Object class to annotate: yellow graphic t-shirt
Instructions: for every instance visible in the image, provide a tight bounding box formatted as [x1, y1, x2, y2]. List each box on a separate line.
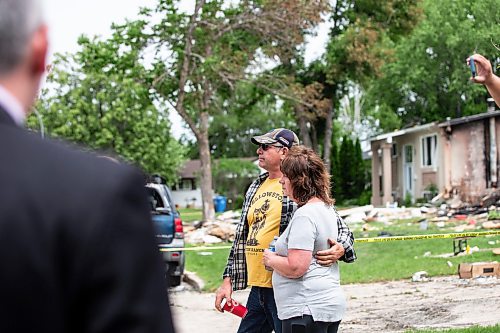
[245, 178, 282, 287]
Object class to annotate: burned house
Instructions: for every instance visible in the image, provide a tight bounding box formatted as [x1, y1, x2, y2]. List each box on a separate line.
[370, 98, 499, 206]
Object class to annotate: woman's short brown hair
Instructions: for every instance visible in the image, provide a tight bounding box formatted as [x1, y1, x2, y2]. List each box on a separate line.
[280, 145, 334, 207]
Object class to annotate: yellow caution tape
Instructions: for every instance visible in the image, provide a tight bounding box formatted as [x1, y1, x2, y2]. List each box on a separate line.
[160, 245, 232, 252]
[159, 230, 500, 252]
[355, 230, 500, 243]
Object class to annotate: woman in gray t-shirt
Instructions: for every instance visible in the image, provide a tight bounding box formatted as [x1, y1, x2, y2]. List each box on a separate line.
[263, 146, 348, 333]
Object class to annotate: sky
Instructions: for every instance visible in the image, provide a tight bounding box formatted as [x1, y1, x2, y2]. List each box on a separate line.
[43, 0, 332, 139]
[45, 0, 159, 58]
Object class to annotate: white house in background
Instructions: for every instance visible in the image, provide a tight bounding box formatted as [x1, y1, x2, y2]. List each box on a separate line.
[171, 157, 260, 209]
[171, 160, 204, 209]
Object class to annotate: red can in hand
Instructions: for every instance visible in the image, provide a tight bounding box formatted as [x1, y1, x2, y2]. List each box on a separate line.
[221, 299, 248, 318]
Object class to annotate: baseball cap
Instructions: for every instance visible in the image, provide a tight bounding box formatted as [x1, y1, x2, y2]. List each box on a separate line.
[251, 128, 299, 149]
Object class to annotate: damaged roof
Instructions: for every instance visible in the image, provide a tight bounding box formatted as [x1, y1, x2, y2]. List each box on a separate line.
[369, 122, 438, 143]
[438, 110, 500, 128]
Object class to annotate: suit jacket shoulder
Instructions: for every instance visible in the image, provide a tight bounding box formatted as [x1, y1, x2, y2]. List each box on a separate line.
[0, 122, 174, 332]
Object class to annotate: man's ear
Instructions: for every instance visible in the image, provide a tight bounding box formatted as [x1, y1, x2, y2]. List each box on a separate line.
[30, 25, 49, 75]
[280, 147, 289, 160]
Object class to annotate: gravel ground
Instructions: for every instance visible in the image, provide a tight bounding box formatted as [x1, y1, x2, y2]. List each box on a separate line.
[169, 276, 500, 333]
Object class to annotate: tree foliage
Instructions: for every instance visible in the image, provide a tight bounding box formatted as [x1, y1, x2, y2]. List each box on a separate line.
[367, 0, 500, 126]
[353, 138, 366, 195]
[208, 82, 297, 159]
[132, 0, 329, 220]
[261, 0, 422, 168]
[212, 158, 260, 209]
[335, 136, 366, 202]
[29, 0, 494, 208]
[28, 26, 185, 183]
[330, 136, 340, 199]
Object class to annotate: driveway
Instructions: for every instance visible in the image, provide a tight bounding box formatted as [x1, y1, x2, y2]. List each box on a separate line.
[169, 276, 500, 333]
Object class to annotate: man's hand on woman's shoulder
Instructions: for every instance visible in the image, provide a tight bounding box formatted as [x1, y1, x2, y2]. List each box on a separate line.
[315, 239, 345, 266]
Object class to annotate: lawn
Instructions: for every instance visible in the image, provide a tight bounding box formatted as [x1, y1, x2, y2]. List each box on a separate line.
[343, 217, 500, 283]
[178, 207, 203, 223]
[184, 215, 500, 292]
[178, 207, 224, 223]
[185, 244, 231, 291]
[405, 325, 500, 333]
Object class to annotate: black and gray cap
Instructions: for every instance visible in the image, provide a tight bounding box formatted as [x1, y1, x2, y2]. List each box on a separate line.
[251, 128, 299, 149]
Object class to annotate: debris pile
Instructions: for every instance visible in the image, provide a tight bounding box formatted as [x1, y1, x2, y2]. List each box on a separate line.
[184, 211, 239, 244]
[338, 201, 500, 233]
[183, 195, 500, 245]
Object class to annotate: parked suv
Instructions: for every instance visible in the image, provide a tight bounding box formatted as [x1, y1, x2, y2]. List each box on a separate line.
[145, 182, 185, 287]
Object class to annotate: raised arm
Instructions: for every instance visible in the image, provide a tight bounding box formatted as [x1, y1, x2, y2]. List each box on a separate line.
[469, 54, 500, 107]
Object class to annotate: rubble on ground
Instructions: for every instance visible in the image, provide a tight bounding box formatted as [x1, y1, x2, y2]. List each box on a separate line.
[338, 194, 500, 233]
[183, 192, 500, 245]
[184, 216, 238, 244]
[412, 271, 430, 282]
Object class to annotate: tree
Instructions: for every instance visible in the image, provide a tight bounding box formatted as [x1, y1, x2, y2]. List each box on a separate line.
[336, 136, 366, 202]
[330, 135, 341, 200]
[353, 138, 365, 195]
[321, 0, 421, 154]
[134, 0, 329, 221]
[28, 26, 185, 183]
[257, 0, 421, 170]
[212, 158, 260, 209]
[368, 0, 500, 126]
[208, 82, 296, 159]
[338, 136, 354, 200]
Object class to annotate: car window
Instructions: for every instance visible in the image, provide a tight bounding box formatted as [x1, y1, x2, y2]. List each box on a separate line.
[162, 185, 177, 212]
[146, 187, 172, 211]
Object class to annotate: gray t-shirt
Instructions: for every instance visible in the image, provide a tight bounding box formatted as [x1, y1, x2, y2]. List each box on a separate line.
[272, 202, 346, 322]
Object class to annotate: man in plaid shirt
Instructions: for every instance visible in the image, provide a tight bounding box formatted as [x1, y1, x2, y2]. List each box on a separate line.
[214, 128, 356, 333]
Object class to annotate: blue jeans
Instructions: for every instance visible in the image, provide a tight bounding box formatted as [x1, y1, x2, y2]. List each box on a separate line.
[237, 286, 281, 333]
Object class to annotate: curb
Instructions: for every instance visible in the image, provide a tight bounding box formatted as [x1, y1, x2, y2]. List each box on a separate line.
[183, 271, 205, 291]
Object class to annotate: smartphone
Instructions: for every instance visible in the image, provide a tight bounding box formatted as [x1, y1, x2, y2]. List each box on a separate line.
[469, 57, 476, 77]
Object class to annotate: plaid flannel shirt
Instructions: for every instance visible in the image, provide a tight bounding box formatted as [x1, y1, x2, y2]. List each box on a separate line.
[223, 172, 357, 291]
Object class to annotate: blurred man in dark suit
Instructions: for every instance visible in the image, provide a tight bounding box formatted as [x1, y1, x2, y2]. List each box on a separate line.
[0, 0, 175, 332]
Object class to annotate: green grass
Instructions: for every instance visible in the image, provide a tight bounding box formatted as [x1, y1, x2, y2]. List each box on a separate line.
[185, 233, 499, 291]
[178, 208, 203, 223]
[405, 325, 500, 332]
[184, 216, 500, 291]
[178, 207, 227, 223]
[185, 243, 231, 291]
[341, 235, 499, 283]
[343, 217, 500, 283]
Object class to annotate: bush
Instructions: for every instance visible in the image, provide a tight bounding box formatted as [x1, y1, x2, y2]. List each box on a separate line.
[358, 190, 372, 205]
[404, 192, 413, 206]
[487, 210, 500, 220]
[232, 195, 245, 210]
[415, 197, 427, 204]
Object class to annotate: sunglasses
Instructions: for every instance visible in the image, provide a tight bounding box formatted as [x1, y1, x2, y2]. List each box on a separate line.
[259, 143, 284, 151]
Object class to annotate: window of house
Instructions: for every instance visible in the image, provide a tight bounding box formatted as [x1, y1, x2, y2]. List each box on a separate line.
[404, 145, 412, 163]
[421, 135, 437, 167]
[392, 143, 398, 157]
[178, 179, 192, 190]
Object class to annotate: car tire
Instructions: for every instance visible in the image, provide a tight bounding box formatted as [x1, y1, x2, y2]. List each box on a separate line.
[169, 275, 182, 287]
